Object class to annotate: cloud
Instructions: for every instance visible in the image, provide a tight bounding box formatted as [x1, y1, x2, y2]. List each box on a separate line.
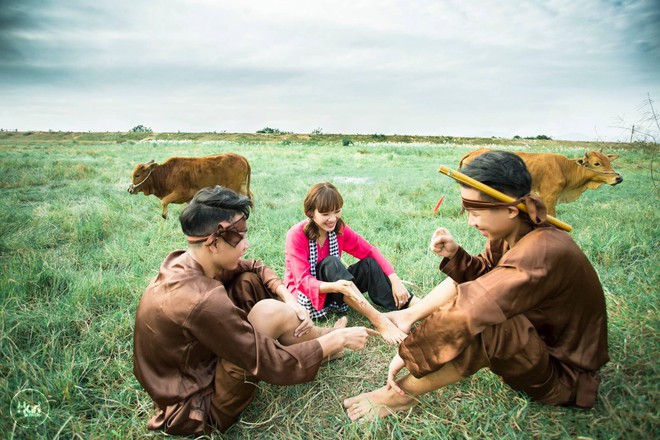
[0, 0, 658, 139]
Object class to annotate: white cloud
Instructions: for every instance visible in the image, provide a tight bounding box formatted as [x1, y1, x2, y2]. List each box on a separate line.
[0, 0, 658, 140]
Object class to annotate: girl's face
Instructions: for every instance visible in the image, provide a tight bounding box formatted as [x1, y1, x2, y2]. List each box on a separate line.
[312, 207, 342, 234]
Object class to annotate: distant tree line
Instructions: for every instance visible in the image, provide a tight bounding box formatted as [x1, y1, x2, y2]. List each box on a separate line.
[130, 125, 153, 133]
[513, 134, 552, 140]
[256, 127, 292, 134]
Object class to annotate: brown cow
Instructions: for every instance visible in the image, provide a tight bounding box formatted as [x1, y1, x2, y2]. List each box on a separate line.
[457, 148, 623, 216]
[128, 153, 252, 219]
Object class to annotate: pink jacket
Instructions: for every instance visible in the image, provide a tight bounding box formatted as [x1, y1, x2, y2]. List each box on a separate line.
[284, 220, 395, 310]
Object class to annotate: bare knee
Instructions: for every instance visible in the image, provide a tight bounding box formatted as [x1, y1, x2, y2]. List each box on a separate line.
[247, 299, 289, 324]
[247, 299, 296, 337]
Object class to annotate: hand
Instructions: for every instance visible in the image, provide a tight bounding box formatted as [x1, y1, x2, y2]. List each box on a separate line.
[391, 279, 411, 310]
[386, 354, 406, 396]
[429, 228, 459, 259]
[341, 327, 380, 350]
[333, 280, 367, 308]
[290, 303, 313, 338]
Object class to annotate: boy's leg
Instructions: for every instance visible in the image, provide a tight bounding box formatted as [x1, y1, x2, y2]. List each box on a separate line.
[247, 298, 346, 345]
[209, 359, 259, 432]
[208, 274, 307, 432]
[209, 285, 351, 430]
[345, 314, 578, 421]
[227, 271, 349, 342]
[317, 256, 407, 344]
[479, 315, 578, 406]
[343, 361, 463, 421]
[225, 272, 275, 313]
[386, 277, 458, 333]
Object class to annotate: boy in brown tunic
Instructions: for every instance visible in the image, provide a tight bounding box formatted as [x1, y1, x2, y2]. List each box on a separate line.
[344, 151, 609, 420]
[133, 186, 377, 435]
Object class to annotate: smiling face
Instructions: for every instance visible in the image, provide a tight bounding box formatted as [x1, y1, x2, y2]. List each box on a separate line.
[461, 187, 519, 243]
[312, 207, 342, 235]
[303, 182, 345, 240]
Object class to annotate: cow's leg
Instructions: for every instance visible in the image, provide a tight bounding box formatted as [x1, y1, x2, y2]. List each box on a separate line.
[160, 191, 190, 219]
[542, 193, 559, 217]
[161, 202, 169, 219]
[536, 176, 564, 218]
[240, 177, 249, 197]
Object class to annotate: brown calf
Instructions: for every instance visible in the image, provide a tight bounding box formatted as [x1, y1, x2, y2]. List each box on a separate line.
[128, 153, 252, 219]
[458, 148, 623, 216]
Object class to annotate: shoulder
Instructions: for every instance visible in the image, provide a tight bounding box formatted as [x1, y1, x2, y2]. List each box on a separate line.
[507, 227, 581, 264]
[339, 224, 370, 246]
[188, 283, 244, 326]
[235, 258, 267, 271]
[139, 259, 224, 321]
[162, 249, 188, 266]
[338, 223, 355, 237]
[287, 220, 308, 236]
[530, 227, 577, 248]
[286, 220, 310, 247]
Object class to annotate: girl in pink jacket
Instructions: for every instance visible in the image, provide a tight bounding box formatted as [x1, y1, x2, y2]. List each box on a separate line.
[284, 182, 417, 344]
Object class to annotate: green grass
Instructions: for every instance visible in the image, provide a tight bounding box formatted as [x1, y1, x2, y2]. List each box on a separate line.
[0, 135, 658, 439]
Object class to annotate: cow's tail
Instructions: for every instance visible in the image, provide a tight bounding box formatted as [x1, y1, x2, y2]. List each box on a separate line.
[242, 161, 253, 202]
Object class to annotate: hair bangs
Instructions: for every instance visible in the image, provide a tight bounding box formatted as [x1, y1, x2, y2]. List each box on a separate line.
[314, 187, 343, 213]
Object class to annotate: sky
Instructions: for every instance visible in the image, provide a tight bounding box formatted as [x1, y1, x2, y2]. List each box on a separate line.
[1, 0, 659, 141]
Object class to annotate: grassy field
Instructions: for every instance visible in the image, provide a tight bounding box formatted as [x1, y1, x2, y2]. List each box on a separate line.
[1, 133, 658, 439]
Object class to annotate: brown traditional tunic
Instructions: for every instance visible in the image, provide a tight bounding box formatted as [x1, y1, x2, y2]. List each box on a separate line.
[400, 226, 609, 408]
[133, 251, 324, 435]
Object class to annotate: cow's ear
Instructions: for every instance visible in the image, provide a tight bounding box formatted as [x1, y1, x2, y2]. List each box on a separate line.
[576, 158, 585, 166]
[607, 154, 619, 161]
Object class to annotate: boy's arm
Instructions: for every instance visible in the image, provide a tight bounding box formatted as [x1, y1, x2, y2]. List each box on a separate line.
[225, 258, 284, 292]
[273, 284, 313, 338]
[274, 283, 298, 304]
[430, 227, 499, 283]
[439, 240, 505, 283]
[400, 262, 537, 378]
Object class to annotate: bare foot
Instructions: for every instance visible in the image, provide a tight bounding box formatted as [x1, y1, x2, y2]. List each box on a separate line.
[318, 316, 349, 336]
[333, 316, 349, 329]
[343, 386, 417, 421]
[384, 310, 413, 334]
[373, 317, 407, 345]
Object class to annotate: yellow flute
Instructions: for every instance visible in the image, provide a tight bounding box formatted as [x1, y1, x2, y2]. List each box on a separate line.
[438, 165, 573, 232]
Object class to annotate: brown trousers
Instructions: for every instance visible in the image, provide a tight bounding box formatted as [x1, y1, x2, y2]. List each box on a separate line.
[451, 314, 600, 408]
[208, 272, 275, 432]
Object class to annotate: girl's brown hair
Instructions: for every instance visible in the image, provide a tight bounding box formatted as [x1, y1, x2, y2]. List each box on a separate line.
[303, 182, 345, 241]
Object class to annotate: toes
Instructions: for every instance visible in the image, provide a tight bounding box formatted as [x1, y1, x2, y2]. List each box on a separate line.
[348, 411, 362, 421]
[346, 405, 365, 421]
